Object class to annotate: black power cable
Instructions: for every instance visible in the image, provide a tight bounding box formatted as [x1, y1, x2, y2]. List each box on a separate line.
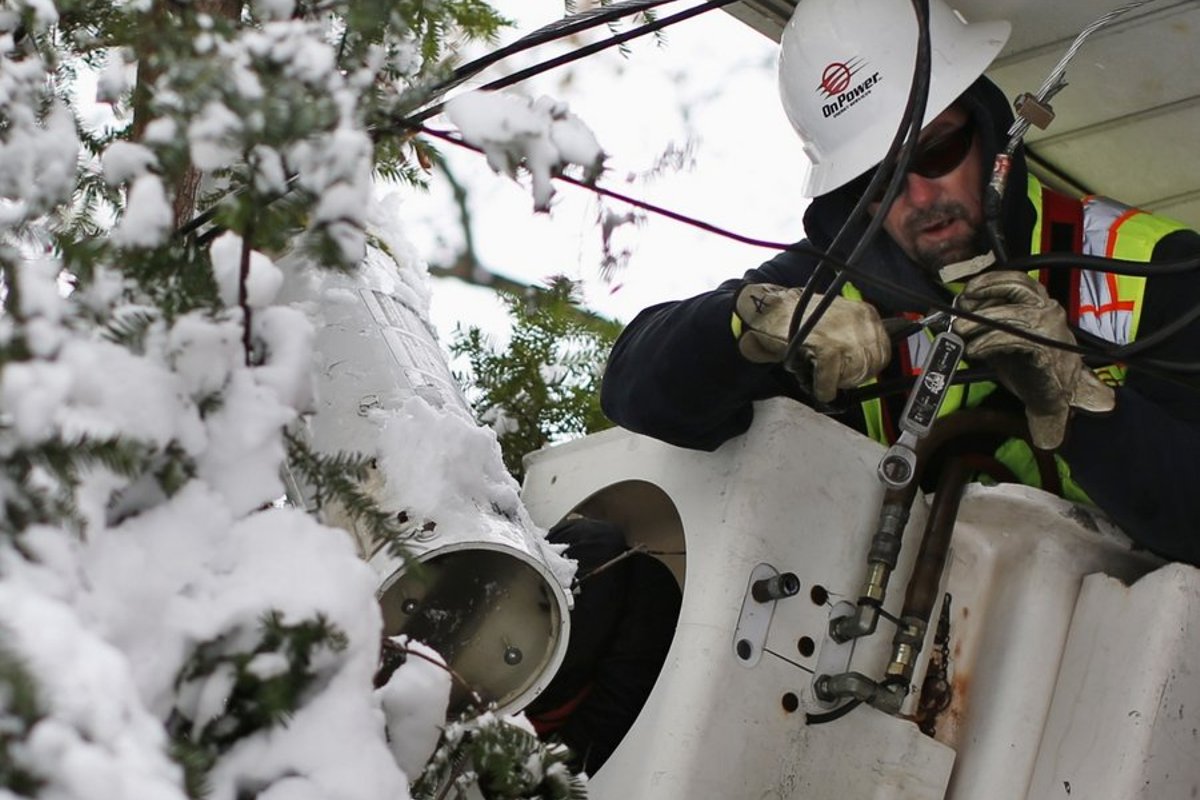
[175, 0, 730, 242]
[401, 0, 740, 128]
[416, 0, 677, 110]
[173, 0, 1200, 385]
[423, 120, 1200, 384]
[452, 129, 1200, 395]
[1007, 251, 1200, 277]
[477, 0, 738, 92]
[782, 0, 934, 367]
[805, 698, 862, 726]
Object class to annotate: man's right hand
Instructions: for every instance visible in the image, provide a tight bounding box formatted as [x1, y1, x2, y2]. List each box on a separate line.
[732, 283, 891, 403]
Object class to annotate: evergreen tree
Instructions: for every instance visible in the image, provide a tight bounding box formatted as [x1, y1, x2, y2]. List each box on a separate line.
[0, 643, 44, 797]
[451, 276, 620, 482]
[414, 711, 587, 800]
[0, 0, 593, 797]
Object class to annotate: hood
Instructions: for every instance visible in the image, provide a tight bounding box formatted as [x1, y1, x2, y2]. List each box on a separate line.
[800, 76, 1037, 315]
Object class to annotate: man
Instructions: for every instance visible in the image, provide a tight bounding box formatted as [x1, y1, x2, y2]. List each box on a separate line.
[600, 0, 1200, 563]
[524, 517, 681, 775]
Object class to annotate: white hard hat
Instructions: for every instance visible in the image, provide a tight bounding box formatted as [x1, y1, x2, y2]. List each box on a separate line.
[779, 0, 1011, 197]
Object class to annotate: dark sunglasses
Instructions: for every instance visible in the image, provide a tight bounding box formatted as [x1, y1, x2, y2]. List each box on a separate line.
[848, 117, 977, 202]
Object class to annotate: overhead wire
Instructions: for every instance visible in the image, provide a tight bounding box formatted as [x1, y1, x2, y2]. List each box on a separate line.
[983, 0, 1156, 260]
[421, 122, 1200, 386]
[177, 0, 727, 241]
[399, 0, 742, 128]
[170, 0, 1200, 389]
[411, 0, 678, 114]
[1002, 0, 1155, 150]
[417, 123, 785, 249]
[1005, 251, 1200, 277]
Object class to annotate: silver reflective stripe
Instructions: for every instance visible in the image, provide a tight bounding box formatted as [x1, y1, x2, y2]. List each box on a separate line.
[1081, 195, 1127, 257]
[905, 330, 933, 375]
[1079, 196, 1136, 345]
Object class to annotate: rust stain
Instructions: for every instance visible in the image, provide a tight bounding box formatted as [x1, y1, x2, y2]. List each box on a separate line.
[913, 667, 972, 745]
[952, 671, 971, 704]
[934, 669, 973, 746]
[915, 594, 955, 738]
[927, 596, 978, 749]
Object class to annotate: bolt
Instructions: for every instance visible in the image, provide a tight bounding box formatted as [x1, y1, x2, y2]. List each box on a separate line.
[881, 455, 912, 485]
[752, 572, 801, 602]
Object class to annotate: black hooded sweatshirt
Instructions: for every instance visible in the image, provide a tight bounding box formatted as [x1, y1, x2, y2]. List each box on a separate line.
[600, 76, 1200, 564]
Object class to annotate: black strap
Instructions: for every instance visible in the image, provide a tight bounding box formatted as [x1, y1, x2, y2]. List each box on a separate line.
[1039, 187, 1084, 313]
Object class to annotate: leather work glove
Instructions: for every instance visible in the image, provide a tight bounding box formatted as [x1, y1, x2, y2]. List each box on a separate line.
[733, 282, 891, 403]
[952, 270, 1116, 450]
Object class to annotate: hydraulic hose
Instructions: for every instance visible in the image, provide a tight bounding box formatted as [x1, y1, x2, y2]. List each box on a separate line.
[831, 483, 917, 642]
[901, 456, 970, 626]
[820, 409, 1055, 716]
[831, 408, 1056, 645]
[882, 454, 970, 699]
[834, 457, 971, 716]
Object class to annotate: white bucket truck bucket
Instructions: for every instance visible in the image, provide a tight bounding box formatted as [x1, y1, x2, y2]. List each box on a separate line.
[520, 398, 1198, 799]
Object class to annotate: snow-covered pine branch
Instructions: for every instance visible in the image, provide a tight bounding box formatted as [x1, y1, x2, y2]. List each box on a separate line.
[0, 0, 594, 797]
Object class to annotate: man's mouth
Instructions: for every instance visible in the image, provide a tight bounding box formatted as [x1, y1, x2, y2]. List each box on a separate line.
[919, 216, 958, 236]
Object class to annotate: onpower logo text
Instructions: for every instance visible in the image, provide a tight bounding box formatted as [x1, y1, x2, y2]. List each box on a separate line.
[816, 57, 881, 119]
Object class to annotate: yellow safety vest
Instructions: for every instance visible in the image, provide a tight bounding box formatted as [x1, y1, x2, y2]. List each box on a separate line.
[853, 175, 1188, 500]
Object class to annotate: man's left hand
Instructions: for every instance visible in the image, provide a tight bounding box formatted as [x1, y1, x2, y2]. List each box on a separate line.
[952, 270, 1116, 450]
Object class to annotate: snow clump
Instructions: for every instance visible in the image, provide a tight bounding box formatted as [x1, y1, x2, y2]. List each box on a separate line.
[445, 91, 606, 212]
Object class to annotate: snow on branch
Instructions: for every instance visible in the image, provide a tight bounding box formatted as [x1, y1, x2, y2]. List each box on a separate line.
[0, 0, 582, 796]
[445, 91, 606, 212]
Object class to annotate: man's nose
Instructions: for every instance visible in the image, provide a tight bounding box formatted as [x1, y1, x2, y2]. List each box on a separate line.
[902, 172, 941, 207]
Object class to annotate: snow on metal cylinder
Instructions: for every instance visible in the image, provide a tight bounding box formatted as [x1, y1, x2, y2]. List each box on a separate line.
[280, 219, 572, 718]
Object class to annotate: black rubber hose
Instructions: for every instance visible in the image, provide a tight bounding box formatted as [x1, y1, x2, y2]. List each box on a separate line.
[784, 0, 934, 363]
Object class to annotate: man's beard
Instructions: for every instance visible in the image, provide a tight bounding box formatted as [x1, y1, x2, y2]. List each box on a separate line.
[903, 200, 988, 273]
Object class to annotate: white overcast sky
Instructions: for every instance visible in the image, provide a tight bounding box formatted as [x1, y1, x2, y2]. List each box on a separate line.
[409, 0, 812, 340]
